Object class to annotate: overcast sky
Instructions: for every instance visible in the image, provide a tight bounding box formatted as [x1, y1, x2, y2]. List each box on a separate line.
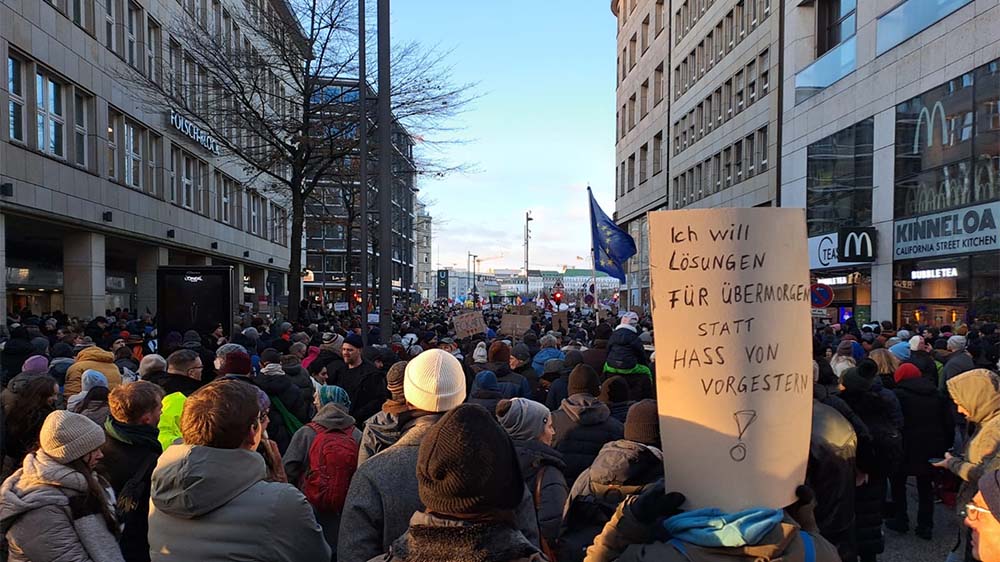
[392, 1, 618, 273]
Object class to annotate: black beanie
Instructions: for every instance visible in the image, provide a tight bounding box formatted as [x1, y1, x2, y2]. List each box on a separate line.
[857, 358, 879, 380]
[599, 376, 630, 404]
[625, 399, 660, 446]
[568, 364, 600, 397]
[416, 404, 523, 515]
[595, 323, 613, 341]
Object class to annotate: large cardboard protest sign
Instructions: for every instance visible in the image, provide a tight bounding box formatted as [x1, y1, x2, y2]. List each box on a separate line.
[649, 208, 812, 512]
[453, 312, 487, 339]
[500, 314, 533, 337]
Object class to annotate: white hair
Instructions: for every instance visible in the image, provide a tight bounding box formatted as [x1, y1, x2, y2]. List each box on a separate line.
[138, 354, 167, 377]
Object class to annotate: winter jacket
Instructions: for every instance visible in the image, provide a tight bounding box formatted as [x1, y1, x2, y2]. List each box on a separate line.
[357, 408, 407, 466]
[331, 360, 388, 427]
[368, 511, 545, 562]
[468, 389, 504, 415]
[311, 347, 347, 377]
[338, 414, 540, 562]
[807, 400, 857, 562]
[65, 347, 122, 395]
[148, 444, 331, 561]
[1, 338, 33, 385]
[145, 371, 202, 397]
[282, 360, 316, 405]
[582, 340, 610, 375]
[492, 363, 532, 399]
[96, 418, 162, 562]
[945, 369, 1000, 509]
[0, 451, 125, 562]
[512, 438, 568, 545]
[906, 350, 939, 385]
[606, 326, 645, 372]
[893, 376, 952, 474]
[941, 352, 976, 389]
[513, 363, 543, 402]
[283, 403, 361, 552]
[551, 394, 625, 484]
[871, 376, 904, 431]
[605, 401, 633, 424]
[562, 440, 663, 562]
[532, 347, 565, 377]
[546, 374, 571, 411]
[74, 399, 110, 427]
[257, 365, 313, 454]
[585, 500, 839, 562]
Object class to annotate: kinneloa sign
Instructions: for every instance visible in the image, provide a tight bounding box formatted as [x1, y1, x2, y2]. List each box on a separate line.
[894, 202, 1000, 259]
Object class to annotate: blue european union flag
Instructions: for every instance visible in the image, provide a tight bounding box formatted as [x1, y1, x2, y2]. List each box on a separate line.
[588, 187, 637, 283]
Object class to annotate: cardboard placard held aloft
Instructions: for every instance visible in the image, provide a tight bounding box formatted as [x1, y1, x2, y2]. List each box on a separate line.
[453, 312, 487, 340]
[649, 208, 812, 512]
[552, 311, 569, 333]
[500, 315, 533, 338]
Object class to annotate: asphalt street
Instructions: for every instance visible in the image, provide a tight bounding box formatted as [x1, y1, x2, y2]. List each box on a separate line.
[881, 480, 963, 562]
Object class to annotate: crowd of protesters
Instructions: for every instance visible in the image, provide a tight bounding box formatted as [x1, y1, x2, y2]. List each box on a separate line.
[0, 302, 998, 562]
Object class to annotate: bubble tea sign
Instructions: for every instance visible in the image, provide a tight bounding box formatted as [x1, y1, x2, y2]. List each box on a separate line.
[648, 208, 812, 512]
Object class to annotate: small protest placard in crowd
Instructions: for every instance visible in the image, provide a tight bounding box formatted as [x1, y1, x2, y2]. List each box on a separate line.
[453, 312, 487, 339]
[552, 311, 568, 332]
[500, 314, 533, 337]
[648, 208, 812, 512]
[333, 302, 349, 312]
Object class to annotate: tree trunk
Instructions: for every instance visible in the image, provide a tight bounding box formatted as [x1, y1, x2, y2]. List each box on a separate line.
[287, 187, 305, 322]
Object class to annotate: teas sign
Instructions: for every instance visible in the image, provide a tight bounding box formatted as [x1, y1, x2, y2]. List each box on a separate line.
[894, 201, 1000, 259]
[649, 208, 812, 512]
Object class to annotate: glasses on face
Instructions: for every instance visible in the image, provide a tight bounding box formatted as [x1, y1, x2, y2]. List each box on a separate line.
[962, 503, 993, 521]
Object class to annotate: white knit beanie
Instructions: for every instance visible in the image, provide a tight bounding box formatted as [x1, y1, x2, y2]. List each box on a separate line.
[404, 349, 467, 413]
[39, 410, 106, 463]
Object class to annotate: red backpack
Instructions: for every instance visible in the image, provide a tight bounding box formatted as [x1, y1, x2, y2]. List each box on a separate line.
[300, 422, 359, 512]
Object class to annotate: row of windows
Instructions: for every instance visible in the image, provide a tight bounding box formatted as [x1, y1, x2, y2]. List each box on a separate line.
[672, 126, 770, 208]
[6, 54, 288, 246]
[618, 0, 665, 84]
[673, 0, 771, 102]
[673, 49, 770, 157]
[618, 62, 665, 140]
[674, 0, 718, 46]
[616, 131, 665, 197]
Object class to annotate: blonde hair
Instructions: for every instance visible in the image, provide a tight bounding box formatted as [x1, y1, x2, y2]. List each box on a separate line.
[869, 348, 900, 375]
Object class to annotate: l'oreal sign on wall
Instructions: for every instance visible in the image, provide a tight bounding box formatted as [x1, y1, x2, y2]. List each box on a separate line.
[170, 110, 221, 155]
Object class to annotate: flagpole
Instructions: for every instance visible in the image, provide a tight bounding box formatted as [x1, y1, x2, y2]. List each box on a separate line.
[588, 186, 599, 323]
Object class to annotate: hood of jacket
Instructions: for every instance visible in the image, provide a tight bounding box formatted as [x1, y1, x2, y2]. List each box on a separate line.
[0, 451, 91, 527]
[151, 444, 265, 518]
[587, 439, 663, 495]
[75, 346, 115, 364]
[947, 369, 1000, 424]
[512, 438, 566, 478]
[312, 402, 356, 430]
[559, 394, 612, 426]
[363, 410, 405, 451]
[259, 363, 285, 377]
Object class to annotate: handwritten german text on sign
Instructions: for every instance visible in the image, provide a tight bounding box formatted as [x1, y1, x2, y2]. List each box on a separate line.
[500, 315, 533, 338]
[649, 208, 812, 512]
[453, 312, 487, 340]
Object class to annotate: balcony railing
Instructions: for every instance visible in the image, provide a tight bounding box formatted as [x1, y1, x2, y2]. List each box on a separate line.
[795, 35, 857, 104]
[876, 0, 972, 56]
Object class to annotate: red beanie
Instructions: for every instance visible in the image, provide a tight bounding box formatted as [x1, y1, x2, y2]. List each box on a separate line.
[894, 363, 922, 384]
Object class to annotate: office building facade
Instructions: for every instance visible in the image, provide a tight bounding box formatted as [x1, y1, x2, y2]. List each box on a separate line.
[782, 0, 1000, 325]
[1, 0, 294, 319]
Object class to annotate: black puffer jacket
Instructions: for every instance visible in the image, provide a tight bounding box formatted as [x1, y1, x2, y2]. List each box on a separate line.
[906, 349, 939, 385]
[840, 388, 893, 558]
[559, 439, 663, 562]
[256, 370, 312, 454]
[605, 326, 645, 371]
[511, 439, 567, 545]
[550, 395, 624, 484]
[894, 375, 952, 474]
[807, 399, 858, 562]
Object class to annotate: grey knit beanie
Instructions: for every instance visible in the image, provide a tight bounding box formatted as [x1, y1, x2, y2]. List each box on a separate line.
[39, 411, 106, 463]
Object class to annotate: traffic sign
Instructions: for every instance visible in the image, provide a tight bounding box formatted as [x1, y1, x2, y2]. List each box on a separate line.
[810, 283, 835, 308]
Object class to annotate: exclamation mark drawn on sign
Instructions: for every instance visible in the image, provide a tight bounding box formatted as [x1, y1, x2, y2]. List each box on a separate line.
[730, 410, 758, 462]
